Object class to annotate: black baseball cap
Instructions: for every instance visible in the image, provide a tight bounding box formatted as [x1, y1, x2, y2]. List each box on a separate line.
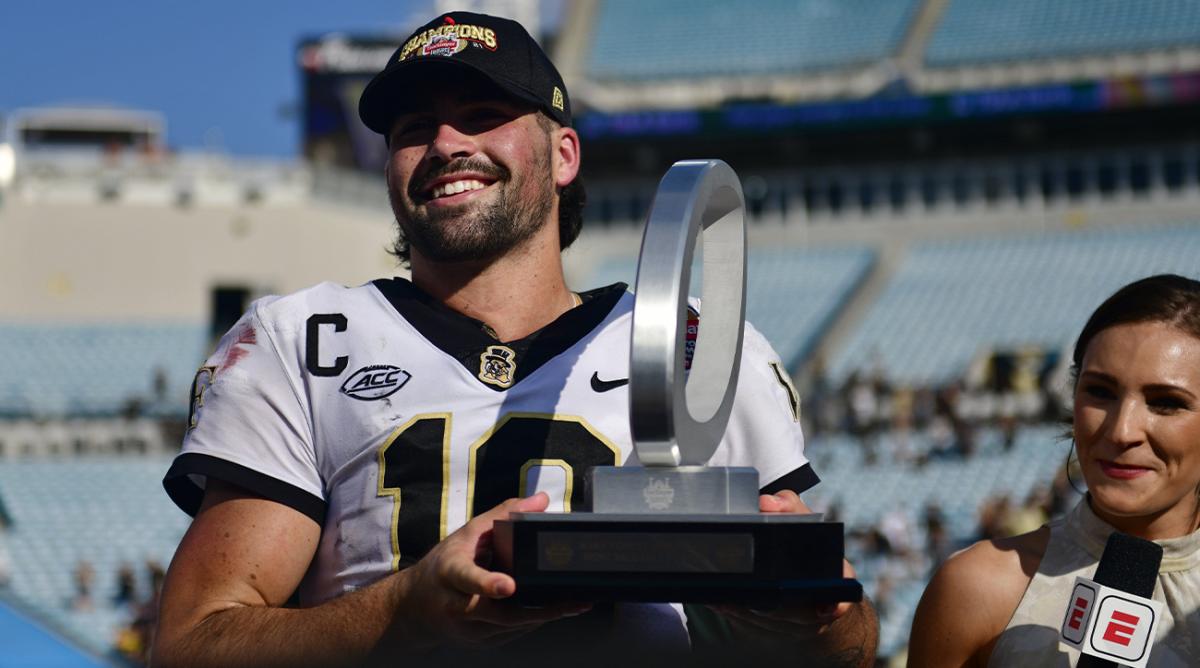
[358, 11, 572, 135]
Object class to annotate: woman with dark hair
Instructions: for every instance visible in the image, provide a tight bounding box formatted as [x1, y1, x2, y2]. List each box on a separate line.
[908, 274, 1200, 666]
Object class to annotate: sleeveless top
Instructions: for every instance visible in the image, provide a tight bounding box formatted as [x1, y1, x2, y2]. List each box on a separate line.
[989, 499, 1200, 666]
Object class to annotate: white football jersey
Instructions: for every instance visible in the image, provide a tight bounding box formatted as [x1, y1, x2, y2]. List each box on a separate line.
[165, 279, 816, 610]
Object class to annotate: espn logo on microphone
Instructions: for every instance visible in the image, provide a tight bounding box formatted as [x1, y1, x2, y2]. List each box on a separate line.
[1060, 576, 1163, 668]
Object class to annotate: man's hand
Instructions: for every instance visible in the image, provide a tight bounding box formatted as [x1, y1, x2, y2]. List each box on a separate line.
[712, 490, 854, 628]
[706, 490, 877, 667]
[395, 492, 591, 650]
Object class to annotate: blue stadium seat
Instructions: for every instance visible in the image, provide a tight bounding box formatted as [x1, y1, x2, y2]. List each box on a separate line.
[927, 0, 1200, 66]
[804, 424, 1068, 656]
[0, 324, 209, 417]
[587, 0, 921, 80]
[829, 224, 1200, 385]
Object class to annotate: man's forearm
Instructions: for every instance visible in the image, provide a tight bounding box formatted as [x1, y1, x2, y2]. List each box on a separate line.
[724, 597, 879, 668]
[153, 572, 421, 668]
[801, 598, 879, 668]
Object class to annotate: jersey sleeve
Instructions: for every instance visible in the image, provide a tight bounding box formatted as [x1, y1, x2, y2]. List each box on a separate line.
[163, 299, 326, 524]
[708, 322, 818, 494]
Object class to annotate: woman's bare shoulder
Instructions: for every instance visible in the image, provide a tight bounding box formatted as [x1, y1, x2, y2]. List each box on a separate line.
[954, 526, 1050, 584]
[907, 527, 1049, 667]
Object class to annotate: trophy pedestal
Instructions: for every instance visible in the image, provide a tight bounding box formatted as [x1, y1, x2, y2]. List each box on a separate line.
[495, 466, 859, 607]
[493, 513, 861, 606]
[587, 465, 761, 514]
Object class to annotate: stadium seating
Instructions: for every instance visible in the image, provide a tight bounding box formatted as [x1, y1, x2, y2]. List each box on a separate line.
[0, 431, 1067, 660]
[807, 426, 1065, 534]
[0, 324, 209, 418]
[587, 245, 875, 367]
[586, 0, 920, 80]
[829, 223, 1200, 385]
[805, 424, 1071, 656]
[926, 0, 1200, 66]
[0, 455, 187, 655]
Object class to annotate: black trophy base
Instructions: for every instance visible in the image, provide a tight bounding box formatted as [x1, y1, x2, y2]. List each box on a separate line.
[493, 513, 862, 607]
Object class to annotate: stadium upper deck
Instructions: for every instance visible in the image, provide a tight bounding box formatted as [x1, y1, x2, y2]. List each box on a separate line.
[562, 0, 1200, 111]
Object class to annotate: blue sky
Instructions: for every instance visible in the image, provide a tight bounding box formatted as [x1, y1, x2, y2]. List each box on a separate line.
[0, 1, 441, 158]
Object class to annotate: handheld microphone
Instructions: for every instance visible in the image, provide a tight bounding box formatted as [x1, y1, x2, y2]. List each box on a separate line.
[1060, 531, 1164, 668]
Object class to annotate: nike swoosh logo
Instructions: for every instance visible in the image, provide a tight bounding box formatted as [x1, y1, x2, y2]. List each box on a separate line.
[590, 372, 629, 392]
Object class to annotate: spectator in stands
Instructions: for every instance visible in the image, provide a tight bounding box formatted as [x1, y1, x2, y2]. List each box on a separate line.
[845, 370, 881, 438]
[880, 389, 918, 464]
[152, 366, 169, 407]
[974, 495, 1012, 541]
[0, 530, 11, 589]
[910, 386, 936, 430]
[113, 562, 138, 607]
[998, 414, 1018, 451]
[861, 526, 893, 559]
[926, 414, 957, 460]
[1046, 464, 1078, 519]
[803, 355, 842, 438]
[70, 560, 95, 611]
[113, 625, 143, 665]
[824, 501, 843, 524]
[872, 573, 895, 618]
[878, 507, 916, 561]
[116, 560, 166, 666]
[921, 505, 955, 571]
[1002, 490, 1048, 537]
[908, 274, 1200, 665]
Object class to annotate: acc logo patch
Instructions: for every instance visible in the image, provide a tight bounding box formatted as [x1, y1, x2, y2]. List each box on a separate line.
[340, 364, 412, 401]
[479, 345, 517, 388]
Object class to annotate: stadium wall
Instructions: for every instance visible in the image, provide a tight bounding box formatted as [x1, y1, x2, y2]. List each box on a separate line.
[0, 199, 399, 323]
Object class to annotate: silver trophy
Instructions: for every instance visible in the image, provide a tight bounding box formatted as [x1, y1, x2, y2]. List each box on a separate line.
[595, 158, 754, 512]
[496, 160, 860, 605]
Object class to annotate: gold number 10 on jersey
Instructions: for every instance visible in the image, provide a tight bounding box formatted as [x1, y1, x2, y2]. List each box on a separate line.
[377, 413, 620, 570]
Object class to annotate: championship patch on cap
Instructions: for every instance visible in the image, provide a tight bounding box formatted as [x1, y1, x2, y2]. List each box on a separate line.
[398, 17, 499, 62]
[358, 10, 573, 133]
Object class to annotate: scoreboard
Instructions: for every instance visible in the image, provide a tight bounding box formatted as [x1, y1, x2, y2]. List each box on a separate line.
[297, 35, 397, 172]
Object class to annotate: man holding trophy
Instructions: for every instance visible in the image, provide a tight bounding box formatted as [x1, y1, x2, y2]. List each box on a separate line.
[154, 11, 877, 667]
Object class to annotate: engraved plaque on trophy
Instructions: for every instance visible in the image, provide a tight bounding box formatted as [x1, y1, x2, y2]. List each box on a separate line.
[494, 160, 862, 606]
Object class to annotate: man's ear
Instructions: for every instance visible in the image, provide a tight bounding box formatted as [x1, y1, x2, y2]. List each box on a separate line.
[553, 127, 581, 189]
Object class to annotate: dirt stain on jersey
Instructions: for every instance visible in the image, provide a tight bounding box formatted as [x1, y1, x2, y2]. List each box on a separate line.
[218, 322, 258, 372]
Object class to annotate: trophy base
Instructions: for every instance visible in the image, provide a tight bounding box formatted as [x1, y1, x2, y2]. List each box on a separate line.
[493, 513, 862, 606]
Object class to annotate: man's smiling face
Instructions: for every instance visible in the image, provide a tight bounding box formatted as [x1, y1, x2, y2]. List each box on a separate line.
[385, 73, 556, 264]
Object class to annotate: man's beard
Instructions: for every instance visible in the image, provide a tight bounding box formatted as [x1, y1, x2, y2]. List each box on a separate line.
[390, 155, 555, 264]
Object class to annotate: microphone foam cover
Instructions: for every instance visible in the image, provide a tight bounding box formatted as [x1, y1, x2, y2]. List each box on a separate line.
[1092, 531, 1164, 599]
